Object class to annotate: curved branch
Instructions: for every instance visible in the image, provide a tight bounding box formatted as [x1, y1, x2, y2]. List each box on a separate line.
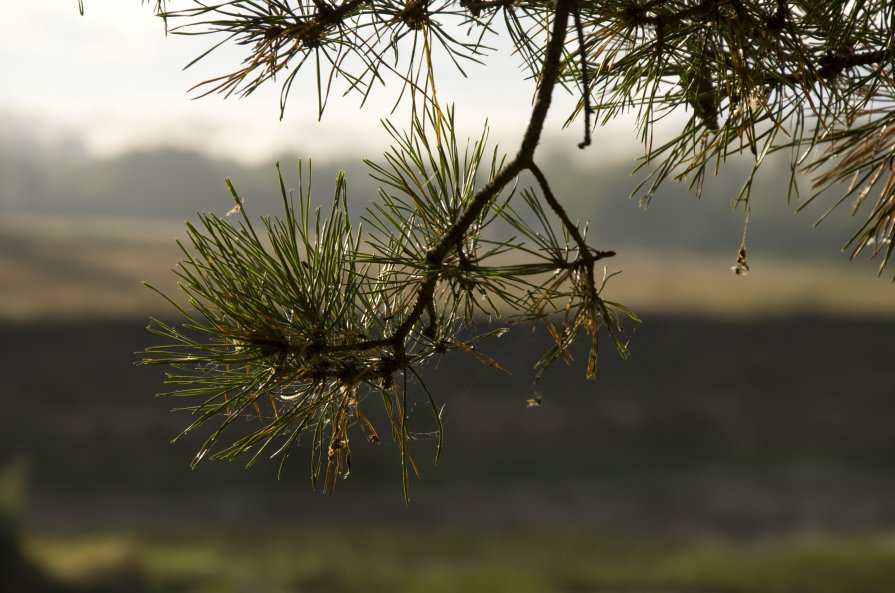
[391, 0, 574, 343]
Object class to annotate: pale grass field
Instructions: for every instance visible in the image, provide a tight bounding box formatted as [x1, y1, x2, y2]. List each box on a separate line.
[0, 216, 183, 319]
[24, 529, 895, 593]
[608, 249, 895, 317]
[2, 214, 893, 320]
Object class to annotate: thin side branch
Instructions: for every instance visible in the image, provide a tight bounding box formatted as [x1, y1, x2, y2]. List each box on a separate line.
[529, 162, 615, 266]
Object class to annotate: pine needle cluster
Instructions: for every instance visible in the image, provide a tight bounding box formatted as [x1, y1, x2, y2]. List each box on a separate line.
[144, 109, 631, 500]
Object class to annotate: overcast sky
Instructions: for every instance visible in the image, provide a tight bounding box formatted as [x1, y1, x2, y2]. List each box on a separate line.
[1, 0, 644, 164]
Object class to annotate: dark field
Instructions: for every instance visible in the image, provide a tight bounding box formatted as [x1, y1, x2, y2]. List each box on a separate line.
[2, 314, 895, 592]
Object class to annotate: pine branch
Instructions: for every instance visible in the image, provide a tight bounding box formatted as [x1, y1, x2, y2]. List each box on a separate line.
[139, 0, 895, 501]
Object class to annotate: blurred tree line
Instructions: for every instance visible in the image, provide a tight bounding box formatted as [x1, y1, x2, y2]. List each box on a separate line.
[0, 136, 865, 261]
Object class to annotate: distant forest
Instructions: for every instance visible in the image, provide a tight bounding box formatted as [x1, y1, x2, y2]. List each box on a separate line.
[0, 123, 867, 264]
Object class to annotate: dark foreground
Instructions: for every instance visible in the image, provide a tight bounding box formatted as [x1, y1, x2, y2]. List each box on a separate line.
[2, 314, 894, 591]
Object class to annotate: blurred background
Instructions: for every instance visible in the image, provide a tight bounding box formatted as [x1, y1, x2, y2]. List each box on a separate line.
[3, 2, 895, 592]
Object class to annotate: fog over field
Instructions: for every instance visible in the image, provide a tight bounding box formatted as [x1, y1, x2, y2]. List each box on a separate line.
[1, 107, 881, 255]
[3, 114, 893, 321]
